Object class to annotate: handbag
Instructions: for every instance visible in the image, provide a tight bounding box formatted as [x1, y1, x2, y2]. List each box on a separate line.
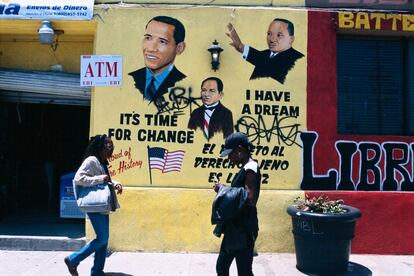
[75, 182, 112, 213]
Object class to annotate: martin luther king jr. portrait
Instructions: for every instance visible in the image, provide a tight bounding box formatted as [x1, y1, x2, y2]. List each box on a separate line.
[227, 18, 304, 84]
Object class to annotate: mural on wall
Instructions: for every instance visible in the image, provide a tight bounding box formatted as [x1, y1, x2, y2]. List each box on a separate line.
[187, 77, 234, 140]
[301, 132, 414, 191]
[226, 19, 304, 84]
[92, 7, 411, 191]
[92, 7, 307, 188]
[337, 11, 414, 32]
[302, 10, 414, 192]
[128, 16, 187, 110]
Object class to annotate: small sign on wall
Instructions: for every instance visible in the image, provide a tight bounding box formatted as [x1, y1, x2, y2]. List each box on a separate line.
[80, 55, 122, 87]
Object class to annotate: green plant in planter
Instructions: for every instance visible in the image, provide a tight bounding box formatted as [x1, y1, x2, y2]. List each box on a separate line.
[293, 195, 347, 214]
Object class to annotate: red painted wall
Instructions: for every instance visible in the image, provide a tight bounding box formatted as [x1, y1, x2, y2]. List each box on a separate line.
[306, 11, 414, 254]
[307, 11, 339, 178]
[306, 191, 414, 254]
[307, 11, 414, 187]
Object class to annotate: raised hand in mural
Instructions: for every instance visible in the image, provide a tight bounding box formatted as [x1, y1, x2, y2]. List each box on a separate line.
[226, 19, 304, 84]
[226, 22, 245, 53]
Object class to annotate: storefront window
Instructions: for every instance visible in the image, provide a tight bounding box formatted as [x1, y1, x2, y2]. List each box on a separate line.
[337, 36, 414, 135]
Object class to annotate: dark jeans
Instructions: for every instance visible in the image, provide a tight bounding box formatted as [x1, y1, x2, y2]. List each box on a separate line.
[216, 234, 255, 276]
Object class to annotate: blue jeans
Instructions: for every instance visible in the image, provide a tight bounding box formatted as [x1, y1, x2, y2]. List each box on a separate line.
[69, 213, 109, 276]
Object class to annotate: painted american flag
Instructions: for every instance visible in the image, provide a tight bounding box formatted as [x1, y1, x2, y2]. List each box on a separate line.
[148, 147, 185, 173]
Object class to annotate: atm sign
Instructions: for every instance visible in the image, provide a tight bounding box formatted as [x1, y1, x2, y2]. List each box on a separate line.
[80, 55, 122, 87]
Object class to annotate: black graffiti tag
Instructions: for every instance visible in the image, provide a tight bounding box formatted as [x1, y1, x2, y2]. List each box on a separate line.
[154, 87, 202, 115]
[236, 114, 301, 147]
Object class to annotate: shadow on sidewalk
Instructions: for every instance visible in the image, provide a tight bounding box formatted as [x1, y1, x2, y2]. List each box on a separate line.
[346, 262, 372, 276]
[302, 262, 372, 276]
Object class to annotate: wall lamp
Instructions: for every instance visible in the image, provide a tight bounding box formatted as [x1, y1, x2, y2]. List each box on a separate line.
[207, 40, 223, 71]
[38, 20, 64, 50]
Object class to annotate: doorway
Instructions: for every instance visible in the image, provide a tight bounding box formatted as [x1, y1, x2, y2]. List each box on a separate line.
[0, 102, 89, 237]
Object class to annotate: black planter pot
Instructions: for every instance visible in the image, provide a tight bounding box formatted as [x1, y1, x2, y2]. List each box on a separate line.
[287, 205, 361, 274]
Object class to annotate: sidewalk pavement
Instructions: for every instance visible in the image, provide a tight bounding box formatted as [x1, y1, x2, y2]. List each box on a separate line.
[1, 250, 414, 276]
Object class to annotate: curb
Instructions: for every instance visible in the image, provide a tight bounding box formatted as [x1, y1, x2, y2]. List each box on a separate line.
[0, 235, 86, 251]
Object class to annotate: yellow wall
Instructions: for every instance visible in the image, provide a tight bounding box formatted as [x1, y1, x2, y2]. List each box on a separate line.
[92, 5, 307, 190]
[0, 42, 93, 73]
[0, 6, 307, 253]
[0, 20, 95, 73]
[88, 4, 308, 252]
[87, 188, 302, 252]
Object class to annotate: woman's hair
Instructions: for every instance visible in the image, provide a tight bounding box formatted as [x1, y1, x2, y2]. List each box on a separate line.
[83, 134, 107, 161]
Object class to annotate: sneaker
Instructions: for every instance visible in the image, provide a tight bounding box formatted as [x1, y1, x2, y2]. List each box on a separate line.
[64, 256, 79, 276]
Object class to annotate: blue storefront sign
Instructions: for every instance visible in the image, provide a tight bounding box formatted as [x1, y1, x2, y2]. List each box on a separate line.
[0, 0, 94, 20]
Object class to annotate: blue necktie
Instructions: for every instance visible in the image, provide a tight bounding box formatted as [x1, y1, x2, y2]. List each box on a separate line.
[145, 77, 156, 100]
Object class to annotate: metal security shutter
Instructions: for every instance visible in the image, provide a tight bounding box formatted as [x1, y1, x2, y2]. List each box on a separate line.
[337, 37, 404, 135]
[0, 68, 90, 106]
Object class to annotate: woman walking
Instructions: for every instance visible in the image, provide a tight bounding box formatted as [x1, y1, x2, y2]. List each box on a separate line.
[64, 134, 122, 276]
